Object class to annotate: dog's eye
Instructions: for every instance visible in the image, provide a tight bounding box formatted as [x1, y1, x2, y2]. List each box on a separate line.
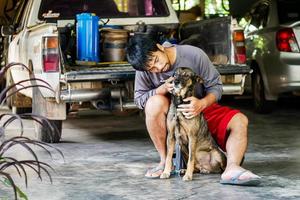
[183, 74, 190, 79]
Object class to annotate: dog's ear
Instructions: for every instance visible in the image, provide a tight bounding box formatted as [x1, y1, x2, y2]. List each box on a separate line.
[195, 75, 204, 84]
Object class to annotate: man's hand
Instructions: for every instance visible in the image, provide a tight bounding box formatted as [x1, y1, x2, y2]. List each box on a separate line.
[156, 77, 174, 95]
[164, 77, 175, 93]
[177, 97, 208, 119]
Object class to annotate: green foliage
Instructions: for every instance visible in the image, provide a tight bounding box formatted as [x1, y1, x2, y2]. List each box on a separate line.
[1, 177, 28, 200]
[172, 0, 199, 10]
[205, 0, 230, 17]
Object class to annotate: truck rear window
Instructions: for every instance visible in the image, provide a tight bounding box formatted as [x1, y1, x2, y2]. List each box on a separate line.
[277, 0, 300, 24]
[38, 0, 169, 19]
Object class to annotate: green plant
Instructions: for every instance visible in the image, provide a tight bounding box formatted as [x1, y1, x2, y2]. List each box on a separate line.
[0, 63, 64, 199]
[0, 62, 54, 106]
[0, 135, 64, 200]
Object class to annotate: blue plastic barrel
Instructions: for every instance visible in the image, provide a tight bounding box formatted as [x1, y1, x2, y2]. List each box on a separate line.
[76, 13, 100, 62]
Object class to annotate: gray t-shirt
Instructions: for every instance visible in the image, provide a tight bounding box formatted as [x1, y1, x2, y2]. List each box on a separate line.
[134, 44, 223, 109]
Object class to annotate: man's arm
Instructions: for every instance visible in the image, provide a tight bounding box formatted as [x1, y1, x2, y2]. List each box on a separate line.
[134, 71, 174, 109]
[197, 48, 223, 102]
[155, 77, 174, 95]
[134, 72, 156, 109]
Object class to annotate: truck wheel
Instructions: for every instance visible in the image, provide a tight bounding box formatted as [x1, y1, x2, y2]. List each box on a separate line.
[34, 120, 62, 143]
[252, 71, 274, 114]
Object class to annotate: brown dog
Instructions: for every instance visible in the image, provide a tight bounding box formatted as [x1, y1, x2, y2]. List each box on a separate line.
[160, 67, 226, 181]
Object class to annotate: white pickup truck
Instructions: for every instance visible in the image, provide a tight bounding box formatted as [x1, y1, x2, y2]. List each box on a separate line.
[1, 0, 251, 143]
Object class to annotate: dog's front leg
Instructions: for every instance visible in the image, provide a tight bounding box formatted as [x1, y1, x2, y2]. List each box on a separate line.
[160, 119, 176, 179]
[183, 135, 197, 181]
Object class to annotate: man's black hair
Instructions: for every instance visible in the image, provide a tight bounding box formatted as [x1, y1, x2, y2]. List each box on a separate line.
[126, 34, 159, 71]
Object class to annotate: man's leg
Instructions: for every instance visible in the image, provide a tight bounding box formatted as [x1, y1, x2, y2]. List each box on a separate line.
[144, 95, 170, 177]
[221, 113, 260, 181]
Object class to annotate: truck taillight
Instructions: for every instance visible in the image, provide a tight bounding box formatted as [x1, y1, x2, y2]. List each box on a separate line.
[276, 28, 300, 52]
[43, 36, 59, 72]
[233, 30, 246, 64]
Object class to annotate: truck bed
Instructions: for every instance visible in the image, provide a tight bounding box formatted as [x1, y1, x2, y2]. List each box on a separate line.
[64, 62, 135, 82]
[63, 61, 251, 82]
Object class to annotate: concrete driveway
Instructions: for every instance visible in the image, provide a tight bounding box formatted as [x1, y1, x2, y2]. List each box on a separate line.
[0, 98, 299, 200]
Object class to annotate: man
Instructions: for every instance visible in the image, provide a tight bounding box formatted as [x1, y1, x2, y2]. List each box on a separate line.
[126, 34, 261, 186]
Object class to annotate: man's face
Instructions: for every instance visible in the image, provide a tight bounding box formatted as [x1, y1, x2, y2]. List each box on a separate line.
[146, 45, 171, 73]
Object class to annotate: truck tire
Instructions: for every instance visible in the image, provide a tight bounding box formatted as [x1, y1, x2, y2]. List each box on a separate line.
[252, 70, 274, 114]
[34, 120, 62, 143]
[32, 84, 65, 143]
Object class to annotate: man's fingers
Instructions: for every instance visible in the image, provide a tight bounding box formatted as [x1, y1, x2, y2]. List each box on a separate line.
[177, 104, 190, 108]
[181, 112, 194, 119]
[183, 97, 193, 101]
[165, 77, 174, 83]
[185, 115, 194, 119]
[163, 80, 174, 93]
[168, 77, 175, 81]
[177, 104, 194, 112]
[177, 108, 193, 112]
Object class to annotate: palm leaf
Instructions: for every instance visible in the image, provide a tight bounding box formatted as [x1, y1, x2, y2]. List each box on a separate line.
[0, 62, 64, 200]
[0, 156, 29, 186]
[0, 174, 29, 200]
[20, 114, 62, 144]
[0, 82, 54, 105]
[0, 113, 24, 136]
[0, 62, 32, 83]
[21, 160, 55, 183]
[15, 186, 29, 200]
[0, 171, 18, 200]
[0, 137, 42, 174]
[0, 115, 64, 159]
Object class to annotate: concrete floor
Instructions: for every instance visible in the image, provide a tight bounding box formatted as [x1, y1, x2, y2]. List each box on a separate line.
[0, 98, 300, 200]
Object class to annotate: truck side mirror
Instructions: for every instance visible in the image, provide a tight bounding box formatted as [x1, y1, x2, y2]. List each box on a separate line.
[1, 25, 15, 36]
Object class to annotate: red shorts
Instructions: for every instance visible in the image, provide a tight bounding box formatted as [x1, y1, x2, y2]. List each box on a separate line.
[202, 103, 240, 152]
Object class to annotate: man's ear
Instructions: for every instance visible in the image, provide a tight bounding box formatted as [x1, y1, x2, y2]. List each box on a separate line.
[156, 43, 165, 52]
[195, 75, 204, 84]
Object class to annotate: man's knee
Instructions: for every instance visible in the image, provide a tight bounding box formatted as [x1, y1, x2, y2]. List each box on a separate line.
[228, 113, 248, 135]
[145, 95, 169, 118]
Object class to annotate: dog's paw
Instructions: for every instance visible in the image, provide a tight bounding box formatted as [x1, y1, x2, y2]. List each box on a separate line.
[160, 172, 171, 179]
[182, 174, 193, 181]
[179, 169, 186, 175]
[200, 168, 211, 174]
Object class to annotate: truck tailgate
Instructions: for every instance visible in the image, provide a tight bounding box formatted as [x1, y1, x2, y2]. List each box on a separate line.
[64, 62, 252, 82]
[64, 62, 135, 82]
